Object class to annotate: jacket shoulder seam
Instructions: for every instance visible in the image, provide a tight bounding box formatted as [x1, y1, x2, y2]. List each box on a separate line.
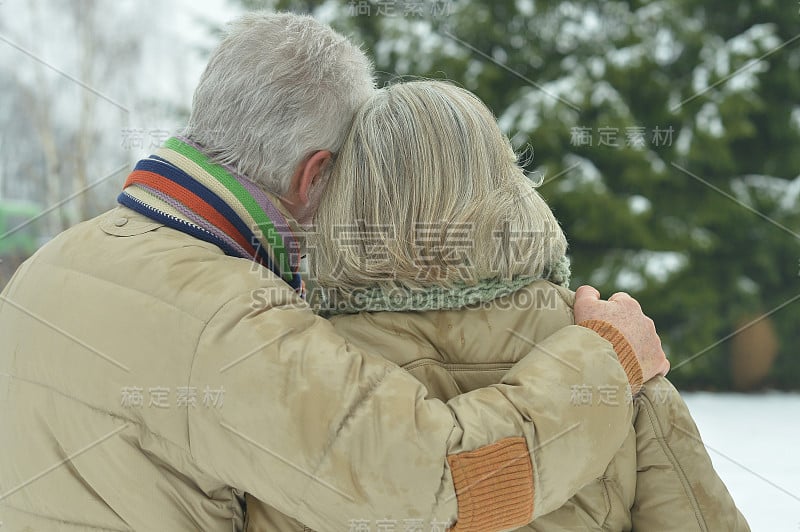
[184, 292, 248, 463]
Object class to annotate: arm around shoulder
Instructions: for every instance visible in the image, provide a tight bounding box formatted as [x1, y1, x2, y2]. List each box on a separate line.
[187, 293, 635, 531]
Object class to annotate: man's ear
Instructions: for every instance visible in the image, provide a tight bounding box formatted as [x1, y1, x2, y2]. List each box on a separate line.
[294, 150, 333, 205]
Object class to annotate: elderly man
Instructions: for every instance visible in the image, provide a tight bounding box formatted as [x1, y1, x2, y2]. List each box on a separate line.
[0, 12, 669, 531]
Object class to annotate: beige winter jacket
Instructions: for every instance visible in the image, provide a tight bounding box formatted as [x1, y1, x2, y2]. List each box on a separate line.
[246, 281, 749, 531]
[1, 206, 640, 531]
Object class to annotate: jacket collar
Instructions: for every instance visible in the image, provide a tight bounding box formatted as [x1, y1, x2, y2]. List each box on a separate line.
[319, 256, 571, 316]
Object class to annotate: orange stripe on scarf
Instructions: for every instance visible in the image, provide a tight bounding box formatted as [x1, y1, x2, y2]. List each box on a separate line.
[124, 170, 256, 255]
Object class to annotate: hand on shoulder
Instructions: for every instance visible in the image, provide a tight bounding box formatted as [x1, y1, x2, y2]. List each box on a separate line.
[574, 285, 670, 385]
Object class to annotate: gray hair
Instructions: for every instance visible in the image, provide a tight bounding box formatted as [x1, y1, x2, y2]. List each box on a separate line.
[184, 12, 376, 195]
[311, 80, 568, 293]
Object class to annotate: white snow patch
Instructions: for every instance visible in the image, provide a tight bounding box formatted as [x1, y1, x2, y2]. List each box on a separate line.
[736, 275, 760, 295]
[791, 106, 800, 133]
[732, 174, 800, 212]
[515, 0, 535, 17]
[556, 154, 606, 193]
[682, 392, 800, 531]
[729, 23, 781, 55]
[612, 250, 688, 291]
[675, 125, 694, 156]
[606, 44, 646, 69]
[642, 250, 688, 282]
[628, 195, 652, 214]
[692, 66, 711, 97]
[653, 28, 682, 66]
[696, 102, 725, 137]
[615, 269, 645, 291]
[645, 150, 667, 174]
[691, 227, 715, 249]
[587, 56, 606, 78]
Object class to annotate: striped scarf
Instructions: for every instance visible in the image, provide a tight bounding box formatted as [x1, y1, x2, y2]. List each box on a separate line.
[118, 136, 304, 297]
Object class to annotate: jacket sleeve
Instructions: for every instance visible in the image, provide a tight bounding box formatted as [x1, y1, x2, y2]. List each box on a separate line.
[187, 291, 635, 532]
[631, 376, 750, 531]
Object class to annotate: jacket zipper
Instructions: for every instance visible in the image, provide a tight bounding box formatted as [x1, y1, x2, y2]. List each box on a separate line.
[121, 192, 216, 238]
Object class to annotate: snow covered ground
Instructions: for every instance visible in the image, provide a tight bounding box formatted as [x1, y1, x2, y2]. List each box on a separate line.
[682, 392, 800, 531]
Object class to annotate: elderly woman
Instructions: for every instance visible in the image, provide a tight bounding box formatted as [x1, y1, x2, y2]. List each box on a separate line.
[246, 81, 749, 531]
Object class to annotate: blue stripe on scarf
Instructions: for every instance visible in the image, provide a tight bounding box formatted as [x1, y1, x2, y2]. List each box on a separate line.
[134, 157, 276, 271]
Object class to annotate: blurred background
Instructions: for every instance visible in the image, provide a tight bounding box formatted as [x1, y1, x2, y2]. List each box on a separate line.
[1, 0, 799, 527]
[2, 0, 798, 391]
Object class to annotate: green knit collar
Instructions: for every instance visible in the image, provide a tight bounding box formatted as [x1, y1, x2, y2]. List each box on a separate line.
[319, 256, 570, 316]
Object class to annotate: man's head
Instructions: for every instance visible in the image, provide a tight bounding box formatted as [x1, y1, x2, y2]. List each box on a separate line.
[184, 12, 376, 223]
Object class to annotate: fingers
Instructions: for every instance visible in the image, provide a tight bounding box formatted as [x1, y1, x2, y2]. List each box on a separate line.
[658, 358, 670, 377]
[575, 285, 601, 304]
[575, 285, 668, 383]
[610, 291, 643, 311]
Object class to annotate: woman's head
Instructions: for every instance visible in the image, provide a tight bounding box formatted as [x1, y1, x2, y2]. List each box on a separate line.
[311, 80, 567, 294]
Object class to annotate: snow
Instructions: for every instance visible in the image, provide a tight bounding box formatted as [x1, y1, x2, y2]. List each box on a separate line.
[682, 392, 800, 531]
[731, 174, 800, 214]
[696, 102, 725, 137]
[557, 154, 605, 192]
[641, 251, 688, 282]
[2, 4, 798, 529]
[792, 107, 800, 133]
[628, 194, 652, 215]
[607, 250, 687, 291]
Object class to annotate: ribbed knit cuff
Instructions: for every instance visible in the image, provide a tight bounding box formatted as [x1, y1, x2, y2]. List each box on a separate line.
[579, 319, 644, 395]
[446, 437, 534, 532]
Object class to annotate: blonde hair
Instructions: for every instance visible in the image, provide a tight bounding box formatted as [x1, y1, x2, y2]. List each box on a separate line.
[311, 80, 567, 295]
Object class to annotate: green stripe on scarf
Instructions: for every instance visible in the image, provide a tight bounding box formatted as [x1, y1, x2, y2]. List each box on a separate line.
[164, 137, 294, 279]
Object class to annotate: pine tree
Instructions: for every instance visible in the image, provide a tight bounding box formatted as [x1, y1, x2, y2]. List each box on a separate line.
[239, 0, 800, 388]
